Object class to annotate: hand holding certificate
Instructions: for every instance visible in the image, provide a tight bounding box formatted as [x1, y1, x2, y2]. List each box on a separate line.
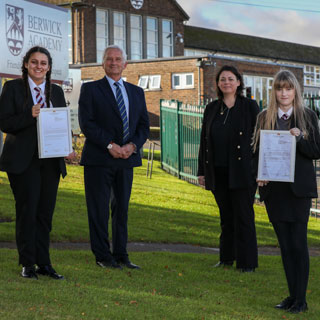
[257, 130, 296, 182]
[37, 107, 73, 158]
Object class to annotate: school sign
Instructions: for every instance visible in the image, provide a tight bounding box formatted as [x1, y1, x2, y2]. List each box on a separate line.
[0, 0, 68, 81]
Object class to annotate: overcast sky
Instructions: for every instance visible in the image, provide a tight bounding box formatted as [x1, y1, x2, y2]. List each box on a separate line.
[176, 0, 320, 47]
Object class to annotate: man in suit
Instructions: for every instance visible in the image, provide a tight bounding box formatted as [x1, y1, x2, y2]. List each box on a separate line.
[78, 45, 149, 270]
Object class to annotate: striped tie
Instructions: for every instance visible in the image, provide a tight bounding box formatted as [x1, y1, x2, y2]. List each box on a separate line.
[34, 87, 45, 108]
[114, 82, 129, 142]
[281, 113, 288, 120]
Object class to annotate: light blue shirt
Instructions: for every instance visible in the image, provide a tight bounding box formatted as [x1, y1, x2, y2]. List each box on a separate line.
[106, 76, 129, 122]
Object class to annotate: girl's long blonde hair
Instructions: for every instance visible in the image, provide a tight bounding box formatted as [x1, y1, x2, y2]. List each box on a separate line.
[252, 70, 310, 152]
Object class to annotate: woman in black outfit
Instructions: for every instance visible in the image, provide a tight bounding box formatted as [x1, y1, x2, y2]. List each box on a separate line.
[198, 65, 259, 272]
[0, 46, 74, 280]
[253, 70, 320, 313]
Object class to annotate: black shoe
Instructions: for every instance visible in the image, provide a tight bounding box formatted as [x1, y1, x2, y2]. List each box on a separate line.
[240, 268, 255, 273]
[288, 301, 308, 314]
[96, 260, 122, 269]
[36, 265, 64, 280]
[117, 259, 141, 269]
[213, 261, 233, 268]
[275, 297, 294, 310]
[21, 266, 38, 279]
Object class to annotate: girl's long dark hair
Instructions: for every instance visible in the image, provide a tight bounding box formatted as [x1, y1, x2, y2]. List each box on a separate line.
[21, 46, 52, 107]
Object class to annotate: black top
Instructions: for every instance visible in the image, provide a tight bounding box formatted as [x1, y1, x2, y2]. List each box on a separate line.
[210, 102, 234, 167]
[0, 78, 67, 177]
[276, 116, 290, 130]
[198, 96, 260, 190]
[258, 108, 320, 202]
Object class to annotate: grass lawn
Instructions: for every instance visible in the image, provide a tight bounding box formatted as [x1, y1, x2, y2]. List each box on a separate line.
[0, 157, 320, 319]
[0, 249, 320, 320]
[0, 158, 320, 247]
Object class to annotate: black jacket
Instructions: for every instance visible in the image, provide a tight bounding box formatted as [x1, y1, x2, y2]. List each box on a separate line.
[0, 78, 67, 177]
[198, 96, 260, 191]
[257, 108, 320, 200]
[78, 77, 149, 168]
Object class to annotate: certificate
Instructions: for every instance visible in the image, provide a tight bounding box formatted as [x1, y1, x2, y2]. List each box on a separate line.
[257, 130, 296, 182]
[37, 108, 72, 158]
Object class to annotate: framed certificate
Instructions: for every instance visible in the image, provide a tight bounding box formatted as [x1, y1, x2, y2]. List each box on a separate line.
[37, 107, 73, 159]
[257, 130, 296, 182]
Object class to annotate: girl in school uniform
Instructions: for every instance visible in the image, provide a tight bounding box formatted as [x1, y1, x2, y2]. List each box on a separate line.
[253, 70, 320, 313]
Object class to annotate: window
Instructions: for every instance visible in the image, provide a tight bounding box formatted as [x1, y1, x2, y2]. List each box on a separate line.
[67, 9, 72, 64]
[304, 65, 320, 87]
[162, 19, 173, 57]
[244, 75, 273, 108]
[113, 12, 126, 51]
[96, 9, 108, 63]
[147, 17, 158, 59]
[172, 73, 194, 89]
[130, 15, 142, 60]
[138, 75, 161, 90]
[184, 49, 211, 56]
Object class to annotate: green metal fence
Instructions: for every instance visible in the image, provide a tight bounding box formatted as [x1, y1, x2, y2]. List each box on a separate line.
[160, 97, 320, 217]
[304, 94, 320, 117]
[160, 99, 205, 184]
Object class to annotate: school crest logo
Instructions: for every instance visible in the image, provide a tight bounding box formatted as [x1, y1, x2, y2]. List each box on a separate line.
[130, 0, 144, 10]
[6, 4, 24, 56]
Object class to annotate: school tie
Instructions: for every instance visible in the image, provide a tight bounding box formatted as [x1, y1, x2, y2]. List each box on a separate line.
[34, 87, 45, 108]
[281, 113, 288, 120]
[114, 82, 129, 142]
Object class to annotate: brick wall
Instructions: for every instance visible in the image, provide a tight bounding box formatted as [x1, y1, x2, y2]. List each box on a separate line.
[80, 56, 304, 126]
[56, 0, 188, 63]
[81, 57, 201, 126]
[202, 58, 304, 101]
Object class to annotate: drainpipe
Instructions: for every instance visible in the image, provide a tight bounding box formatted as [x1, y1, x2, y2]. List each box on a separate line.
[196, 58, 202, 105]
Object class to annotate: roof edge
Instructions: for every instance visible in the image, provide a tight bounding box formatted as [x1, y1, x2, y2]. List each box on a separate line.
[171, 0, 189, 20]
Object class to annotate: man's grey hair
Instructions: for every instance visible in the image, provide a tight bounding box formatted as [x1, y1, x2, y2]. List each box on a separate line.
[102, 45, 127, 63]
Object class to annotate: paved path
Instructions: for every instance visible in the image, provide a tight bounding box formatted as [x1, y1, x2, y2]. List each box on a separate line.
[1, 241, 320, 256]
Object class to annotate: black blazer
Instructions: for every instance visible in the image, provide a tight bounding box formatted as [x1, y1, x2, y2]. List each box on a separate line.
[258, 108, 320, 201]
[198, 96, 260, 191]
[78, 77, 149, 168]
[0, 78, 67, 177]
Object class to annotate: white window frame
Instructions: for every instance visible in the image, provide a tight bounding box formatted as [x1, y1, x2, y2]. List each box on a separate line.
[243, 75, 273, 107]
[138, 75, 161, 90]
[130, 14, 142, 60]
[146, 17, 158, 59]
[172, 73, 194, 89]
[304, 65, 320, 87]
[162, 19, 173, 58]
[96, 9, 108, 63]
[113, 11, 126, 51]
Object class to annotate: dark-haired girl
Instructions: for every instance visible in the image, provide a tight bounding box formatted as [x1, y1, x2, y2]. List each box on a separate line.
[0, 46, 73, 280]
[198, 65, 259, 272]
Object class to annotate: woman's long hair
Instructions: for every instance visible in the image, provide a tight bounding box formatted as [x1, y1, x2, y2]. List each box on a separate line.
[216, 65, 244, 100]
[21, 46, 52, 108]
[252, 70, 311, 152]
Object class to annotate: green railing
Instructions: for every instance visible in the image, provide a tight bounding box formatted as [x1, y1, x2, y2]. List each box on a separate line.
[304, 94, 320, 117]
[160, 98, 320, 218]
[160, 99, 205, 184]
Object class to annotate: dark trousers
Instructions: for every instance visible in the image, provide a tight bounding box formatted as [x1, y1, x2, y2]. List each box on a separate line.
[84, 166, 133, 262]
[212, 167, 258, 268]
[7, 156, 60, 266]
[272, 221, 309, 303]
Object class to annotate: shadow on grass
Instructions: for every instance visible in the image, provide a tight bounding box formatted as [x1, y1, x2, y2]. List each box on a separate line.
[1, 172, 320, 248]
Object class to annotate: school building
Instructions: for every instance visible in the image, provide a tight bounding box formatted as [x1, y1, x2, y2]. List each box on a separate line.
[3, 0, 320, 127]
